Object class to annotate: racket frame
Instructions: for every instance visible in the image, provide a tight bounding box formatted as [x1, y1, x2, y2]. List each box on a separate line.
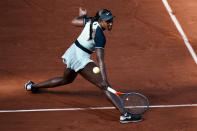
[107, 87, 150, 115]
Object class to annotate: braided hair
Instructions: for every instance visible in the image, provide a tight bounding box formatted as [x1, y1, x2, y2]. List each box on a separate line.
[89, 9, 110, 40]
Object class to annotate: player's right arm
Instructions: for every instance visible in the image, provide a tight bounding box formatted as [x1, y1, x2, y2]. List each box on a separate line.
[95, 48, 110, 88]
[94, 26, 110, 89]
[71, 7, 90, 27]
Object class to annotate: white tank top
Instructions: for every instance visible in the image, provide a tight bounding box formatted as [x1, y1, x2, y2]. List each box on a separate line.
[77, 22, 101, 52]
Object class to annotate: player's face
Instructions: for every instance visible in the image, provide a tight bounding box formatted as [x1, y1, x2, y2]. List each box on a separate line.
[106, 18, 113, 31]
[101, 19, 113, 31]
[105, 18, 113, 31]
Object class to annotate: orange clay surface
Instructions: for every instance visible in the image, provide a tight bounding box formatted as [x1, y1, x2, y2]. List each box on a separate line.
[0, 0, 197, 130]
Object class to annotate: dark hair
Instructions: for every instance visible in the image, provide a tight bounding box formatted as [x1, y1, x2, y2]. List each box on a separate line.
[89, 9, 111, 40]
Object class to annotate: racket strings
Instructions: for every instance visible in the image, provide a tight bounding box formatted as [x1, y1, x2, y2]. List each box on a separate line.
[123, 94, 149, 115]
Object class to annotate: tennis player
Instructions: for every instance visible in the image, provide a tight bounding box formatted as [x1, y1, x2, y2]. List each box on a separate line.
[25, 8, 142, 123]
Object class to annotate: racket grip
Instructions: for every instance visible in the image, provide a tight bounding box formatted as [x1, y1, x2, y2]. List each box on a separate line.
[107, 87, 117, 94]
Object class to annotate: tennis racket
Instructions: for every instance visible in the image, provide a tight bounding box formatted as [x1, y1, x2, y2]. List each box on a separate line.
[107, 87, 149, 115]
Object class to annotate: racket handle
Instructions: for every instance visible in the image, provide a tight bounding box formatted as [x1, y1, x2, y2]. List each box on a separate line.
[107, 87, 117, 94]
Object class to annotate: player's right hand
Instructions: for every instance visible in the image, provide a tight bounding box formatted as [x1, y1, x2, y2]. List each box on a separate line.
[100, 80, 110, 90]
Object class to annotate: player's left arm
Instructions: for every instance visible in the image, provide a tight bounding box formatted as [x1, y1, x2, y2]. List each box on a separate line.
[71, 7, 89, 27]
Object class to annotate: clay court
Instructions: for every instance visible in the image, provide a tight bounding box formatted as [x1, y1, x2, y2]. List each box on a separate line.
[0, 0, 197, 130]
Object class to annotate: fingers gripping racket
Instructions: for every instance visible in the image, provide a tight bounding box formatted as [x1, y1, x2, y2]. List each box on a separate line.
[107, 87, 149, 115]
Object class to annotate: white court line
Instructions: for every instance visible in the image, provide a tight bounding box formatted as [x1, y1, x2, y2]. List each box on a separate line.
[162, 0, 197, 64]
[0, 104, 197, 113]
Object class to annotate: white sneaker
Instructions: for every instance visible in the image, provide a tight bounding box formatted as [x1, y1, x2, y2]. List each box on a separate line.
[24, 81, 37, 92]
[120, 112, 143, 123]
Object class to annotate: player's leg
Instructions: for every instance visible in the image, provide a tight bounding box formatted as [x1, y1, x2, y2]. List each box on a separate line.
[79, 62, 126, 115]
[25, 67, 78, 92]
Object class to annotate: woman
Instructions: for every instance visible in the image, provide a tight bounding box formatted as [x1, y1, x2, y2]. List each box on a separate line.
[25, 8, 142, 123]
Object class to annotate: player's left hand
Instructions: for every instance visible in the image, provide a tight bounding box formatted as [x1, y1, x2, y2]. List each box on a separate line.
[79, 7, 87, 16]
